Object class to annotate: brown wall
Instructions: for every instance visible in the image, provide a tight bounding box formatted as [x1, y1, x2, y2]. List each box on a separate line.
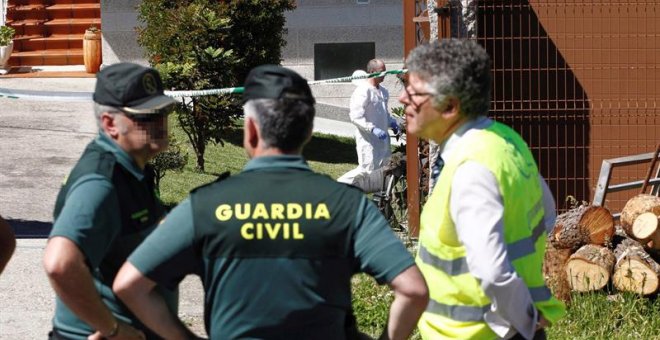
[472, 0, 660, 212]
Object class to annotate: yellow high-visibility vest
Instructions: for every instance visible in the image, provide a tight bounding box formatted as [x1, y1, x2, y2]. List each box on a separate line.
[416, 121, 566, 339]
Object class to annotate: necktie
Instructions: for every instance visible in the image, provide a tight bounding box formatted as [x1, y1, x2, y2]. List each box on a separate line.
[429, 155, 445, 193]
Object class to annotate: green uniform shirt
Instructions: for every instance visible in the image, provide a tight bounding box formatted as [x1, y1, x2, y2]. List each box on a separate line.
[50, 133, 176, 340]
[130, 155, 414, 340]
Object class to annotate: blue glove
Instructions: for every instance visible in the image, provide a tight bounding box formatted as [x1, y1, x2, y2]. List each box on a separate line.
[389, 119, 400, 135]
[372, 127, 388, 140]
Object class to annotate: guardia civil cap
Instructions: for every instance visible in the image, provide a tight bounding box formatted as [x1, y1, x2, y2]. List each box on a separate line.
[242, 65, 315, 105]
[93, 62, 175, 114]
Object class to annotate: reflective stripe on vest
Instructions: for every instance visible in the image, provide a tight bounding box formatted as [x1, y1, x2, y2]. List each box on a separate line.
[418, 207, 546, 276]
[425, 285, 552, 321]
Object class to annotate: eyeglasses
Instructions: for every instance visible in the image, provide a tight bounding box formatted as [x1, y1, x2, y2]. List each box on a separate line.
[404, 86, 433, 100]
[398, 74, 433, 101]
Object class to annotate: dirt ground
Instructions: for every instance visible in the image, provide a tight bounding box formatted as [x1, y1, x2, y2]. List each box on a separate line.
[0, 78, 206, 338]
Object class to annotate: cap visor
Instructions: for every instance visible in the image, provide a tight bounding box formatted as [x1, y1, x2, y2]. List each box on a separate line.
[121, 95, 176, 114]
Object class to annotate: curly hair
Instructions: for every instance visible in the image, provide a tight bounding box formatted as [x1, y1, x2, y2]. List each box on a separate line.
[405, 39, 491, 118]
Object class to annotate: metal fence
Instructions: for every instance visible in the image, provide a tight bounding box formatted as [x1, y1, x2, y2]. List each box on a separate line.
[436, 0, 660, 212]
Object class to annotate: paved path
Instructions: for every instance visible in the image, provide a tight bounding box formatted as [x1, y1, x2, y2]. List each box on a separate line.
[0, 77, 357, 338]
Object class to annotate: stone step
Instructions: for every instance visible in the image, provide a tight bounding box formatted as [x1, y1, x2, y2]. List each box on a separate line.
[7, 3, 100, 20]
[13, 34, 84, 51]
[9, 0, 98, 5]
[8, 49, 84, 66]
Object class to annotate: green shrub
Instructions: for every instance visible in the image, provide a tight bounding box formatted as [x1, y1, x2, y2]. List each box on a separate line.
[150, 134, 188, 190]
[0, 26, 15, 46]
[137, 0, 294, 172]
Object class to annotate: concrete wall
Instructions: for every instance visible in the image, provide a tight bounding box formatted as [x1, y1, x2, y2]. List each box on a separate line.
[100, 0, 147, 67]
[283, 0, 404, 115]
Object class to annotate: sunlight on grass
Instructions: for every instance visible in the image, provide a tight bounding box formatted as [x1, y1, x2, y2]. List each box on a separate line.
[159, 117, 356, 206]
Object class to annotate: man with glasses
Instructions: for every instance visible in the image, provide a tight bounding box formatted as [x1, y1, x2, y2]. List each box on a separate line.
[43, 63, 176, 340]
[399, 40, 565, 339]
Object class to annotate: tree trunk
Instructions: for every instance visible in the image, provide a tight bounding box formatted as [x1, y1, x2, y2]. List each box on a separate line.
[620, 194, 660, 242]
[565, 244, 615, 292]
[543, 237, 573, 303]
[551, 205, 615, 250]
[612, 233, 660, 295]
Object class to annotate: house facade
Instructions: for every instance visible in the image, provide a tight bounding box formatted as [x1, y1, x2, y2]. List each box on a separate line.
[100, 0, 404, 119]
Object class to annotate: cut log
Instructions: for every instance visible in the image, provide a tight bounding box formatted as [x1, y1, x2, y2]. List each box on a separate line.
[565, 244, 615, 292]
[612, 234, 660, 295]
[543, 238, 572, 303]
[552, 205, 615, 250]
[620, 194, 660, 241]
[631, 212, 659, 243]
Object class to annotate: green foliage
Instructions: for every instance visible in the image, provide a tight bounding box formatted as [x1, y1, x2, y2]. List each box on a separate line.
[351, 274, 393, 337]
[226, 0, 295, 81]
[0, 25, 15, 46]
[150, 134, 188, 190]
[548, 291, 660, 339]
[158, 116, 357, 206]
[391, 106, 405, 119]
[136, 0, 294, 172]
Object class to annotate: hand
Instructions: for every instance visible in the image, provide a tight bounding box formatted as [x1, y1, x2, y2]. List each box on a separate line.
[389, 120, 400, 135]
[372, 127, 388, 140]
[88, 320, 145, 340]
[536, 314, 549, 330]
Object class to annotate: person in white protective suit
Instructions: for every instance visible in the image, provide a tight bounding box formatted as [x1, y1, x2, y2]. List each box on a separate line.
[338, 59, 400, 193]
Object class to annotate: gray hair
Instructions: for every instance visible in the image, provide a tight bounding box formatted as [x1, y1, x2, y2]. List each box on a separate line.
[93, 103, 121, 130]
[243, 98, 315, 152]
[406, 39, 491, 118]
[366, 59, 385, 73]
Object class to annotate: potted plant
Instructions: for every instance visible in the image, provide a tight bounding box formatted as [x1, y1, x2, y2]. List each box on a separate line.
[0, 25, 15, 71]
[83, 25, 102, 73]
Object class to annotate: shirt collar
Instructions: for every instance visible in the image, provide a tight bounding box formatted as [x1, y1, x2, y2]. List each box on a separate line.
[242, 155, 311, 172]
[439, 116, 492, 163]
[95, 132, 145, 180]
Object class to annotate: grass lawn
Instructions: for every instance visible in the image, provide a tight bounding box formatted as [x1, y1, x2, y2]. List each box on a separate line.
[159, 117, 660, 339]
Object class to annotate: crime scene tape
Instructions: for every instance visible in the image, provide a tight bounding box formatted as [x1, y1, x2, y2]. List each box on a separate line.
[0, 69, 407, 102]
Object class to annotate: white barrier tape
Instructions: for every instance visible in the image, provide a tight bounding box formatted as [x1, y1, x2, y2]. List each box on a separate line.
[164, 87, 243, 98]
[0, 88, 92, 102]
[307, 69, 407, 85]
[0, 69, 407, 101]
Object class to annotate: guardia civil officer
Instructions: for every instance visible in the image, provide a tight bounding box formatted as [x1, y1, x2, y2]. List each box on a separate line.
[400, 40, 566, 339]
[43, 63, 176, 340]
[113, 65, 429, 340]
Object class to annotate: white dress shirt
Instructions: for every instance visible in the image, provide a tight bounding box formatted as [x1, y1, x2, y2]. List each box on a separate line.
[438, 116, 556, 339]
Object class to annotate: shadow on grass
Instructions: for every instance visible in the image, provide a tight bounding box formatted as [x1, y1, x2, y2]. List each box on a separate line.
[221, 127, 357, 165]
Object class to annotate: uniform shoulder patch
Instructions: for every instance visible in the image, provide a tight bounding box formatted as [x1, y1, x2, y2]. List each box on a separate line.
[190, 171, 231, 194]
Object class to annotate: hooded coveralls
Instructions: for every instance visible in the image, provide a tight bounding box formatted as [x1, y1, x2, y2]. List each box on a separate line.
[338, 82, 392, 193]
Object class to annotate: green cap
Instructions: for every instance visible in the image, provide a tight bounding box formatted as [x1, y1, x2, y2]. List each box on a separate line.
[242, 65, 315, 105]
[93, 62, 175, 114]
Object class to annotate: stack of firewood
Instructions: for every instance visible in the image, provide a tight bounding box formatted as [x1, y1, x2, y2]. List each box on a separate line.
[543, 194, 660, 302]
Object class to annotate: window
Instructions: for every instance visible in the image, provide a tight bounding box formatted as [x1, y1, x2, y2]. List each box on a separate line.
[314, 42, 375, 81]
